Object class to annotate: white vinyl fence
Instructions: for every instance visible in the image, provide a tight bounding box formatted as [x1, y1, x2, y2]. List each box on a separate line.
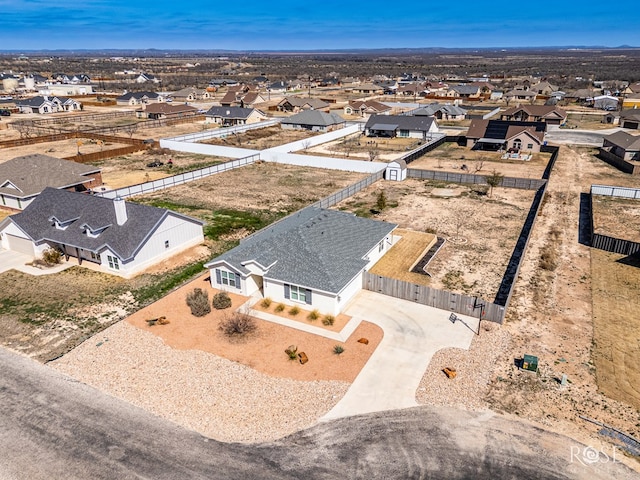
[591, 185, 640, 199]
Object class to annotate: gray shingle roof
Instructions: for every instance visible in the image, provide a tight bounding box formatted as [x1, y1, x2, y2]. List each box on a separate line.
[365, 114, 436, 132]
[205, 106, 256, 119]
[280, 110, 345, 127]
[604, 131, 640, 151]
[205, 208, 397, 294]
[7, 188, 202, 261]
[412, 103, 467, 117]
[0, 155, 100, 198]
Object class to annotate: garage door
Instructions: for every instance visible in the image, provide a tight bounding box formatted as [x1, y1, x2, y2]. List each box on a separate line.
[623, 121, 639, 130]
[6, 234, 34, 256]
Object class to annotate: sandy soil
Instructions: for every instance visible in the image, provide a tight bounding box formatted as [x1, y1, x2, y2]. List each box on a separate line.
[334, 178, 535, 299]
[0, 137, 131, 162]
[200, 125, 318, 150]
[125, 273, 383, 382]
[591, 195, 640, 242]
[409, 142, 550, 179]
[305, 133, 421, 162]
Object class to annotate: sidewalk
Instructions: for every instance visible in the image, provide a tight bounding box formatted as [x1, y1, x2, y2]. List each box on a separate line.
[322, 290, 479, 420]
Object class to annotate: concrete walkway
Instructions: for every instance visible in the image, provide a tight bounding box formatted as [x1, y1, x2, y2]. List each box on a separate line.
[322, 290, 479, 420]
[0, 249, 72, 276]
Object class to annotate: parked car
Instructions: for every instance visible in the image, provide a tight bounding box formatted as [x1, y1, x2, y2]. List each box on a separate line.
[146, 161, 164, 167]
[0, 109, 11, 116]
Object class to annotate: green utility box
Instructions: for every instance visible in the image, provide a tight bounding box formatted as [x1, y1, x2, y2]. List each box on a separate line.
[522, 354, 538, 372]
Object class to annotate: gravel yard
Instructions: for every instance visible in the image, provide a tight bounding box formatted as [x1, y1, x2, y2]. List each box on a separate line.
[51, 321, 350, 443]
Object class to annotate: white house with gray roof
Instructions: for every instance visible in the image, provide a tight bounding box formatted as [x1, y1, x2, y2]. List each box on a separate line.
[365, 114, 439, 139]
[0, 188, 204, 277]
[0, 155, 102, 210]
[205, 208, 397, 315]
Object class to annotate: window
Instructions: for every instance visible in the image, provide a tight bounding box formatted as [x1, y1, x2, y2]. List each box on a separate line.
[164, 240, 170, 249]
[107, 255, 119, 270]
[220, 270, 236, 288]
[378, 240, 384, 252]
[527, 143, 534, 150]
[399, 129, 409, 138]
[284, 284, 312, 305]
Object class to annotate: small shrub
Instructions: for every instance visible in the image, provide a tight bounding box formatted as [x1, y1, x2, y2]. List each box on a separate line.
[285, 344, 298, 360]
[275, 303, 286, 313]
[322, 314, 335, 326]
[289, 305, 300, 316]
[307, 309, 320, 321]
[219, 311, 257, 337]
[260, 297, 272, 308]
[333, 345, 345, 355]
[186, 288, 211, 317]
[212, 291, 232, 310]
[42, 247, 62, 265]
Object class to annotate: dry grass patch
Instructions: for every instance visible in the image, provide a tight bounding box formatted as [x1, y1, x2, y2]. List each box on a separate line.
[591, 249, 640, 409]
[369, 229, 437, 285]
[592, 195, 640, 243]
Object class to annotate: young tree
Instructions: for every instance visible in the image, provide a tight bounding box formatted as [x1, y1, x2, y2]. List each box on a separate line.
[485, 170, 504, 198]
[376, 190, 387, 210]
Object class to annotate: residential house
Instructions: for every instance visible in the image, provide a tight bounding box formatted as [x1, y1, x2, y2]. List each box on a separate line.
[500, 105, 567, 125]
[15, 96, 82, 114]
[280, 110, 345, 132]
[219, 89, 266, 107]
[504, 90, 538, 103]
[0, 155, 102, 210]
[204, 106, 267, 126]
[602, 131, 640, 161]
[446, 85, 481, 99]
[397, 83, 425, 97]
[278, 96, 329, 112]
[619, 110, 640, 129]
[0, 188, 204, 277]
[116, 91, 165, 106]
[204, 207, 397, 316]
[465, 119, 546, 152]
[343, 100, 391, 117]
[412, 103, 468, 121]
[622, 94, 640, 109]
[593, 95, 619, 110]
[136, 103, 198, 120]
[364, 114, 439, 139]
[529, 81, 558, 95]
[268, 81, 289, 93]
[171, 87, 212, 102]
[351, 84, 384, 95]
[136, 73, 161, 84]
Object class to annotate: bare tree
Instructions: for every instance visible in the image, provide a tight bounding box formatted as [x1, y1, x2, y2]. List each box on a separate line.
[368, 147, 379, 162]
[473, 160, 485, 173]
[451, 208, 467, 239]
[301, 139, 311, 151]
[12, 120, 36, 139]
[122, 123, 139, 138]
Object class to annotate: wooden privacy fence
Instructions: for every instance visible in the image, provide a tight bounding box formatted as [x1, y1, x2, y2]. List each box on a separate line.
[399, 134, 447, 164]
[63, 144, 147, 163]
[362, 272, 506, 323]
[407, 169, 546, 190]
[95, 154, 259, 199]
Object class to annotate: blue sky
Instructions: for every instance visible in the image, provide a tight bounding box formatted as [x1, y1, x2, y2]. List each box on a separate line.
[0, 0, 638, 50]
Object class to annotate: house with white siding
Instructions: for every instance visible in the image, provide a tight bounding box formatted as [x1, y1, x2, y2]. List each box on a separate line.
[205, 208, 397, 316]
[364, 114, 439, 139]
[0, 188, 204, 277]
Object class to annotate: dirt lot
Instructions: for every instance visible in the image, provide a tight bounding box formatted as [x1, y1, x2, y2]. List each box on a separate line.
[305, 133, 422, 162]
[126, 274, 382, 382]
[591, 250, 640, 410]
[409, 141, 550, 178]
[134, 161, 365, 215]
[90, 149, 227, 189]
[0, 137, 131, 162]
[201, 125, 318, 149]
[592, 195, 640, 242]
[334, 178, 535, 300]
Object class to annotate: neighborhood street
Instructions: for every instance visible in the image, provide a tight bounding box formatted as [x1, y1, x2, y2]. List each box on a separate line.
[1, 347, 636, 480]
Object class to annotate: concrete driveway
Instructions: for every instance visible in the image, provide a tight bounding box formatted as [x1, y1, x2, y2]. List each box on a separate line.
[0, 249, 33, 274]
[323, 290, 479, 420]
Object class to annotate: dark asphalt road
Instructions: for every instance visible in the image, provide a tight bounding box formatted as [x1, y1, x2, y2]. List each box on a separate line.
[1, 347, 636, 479]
